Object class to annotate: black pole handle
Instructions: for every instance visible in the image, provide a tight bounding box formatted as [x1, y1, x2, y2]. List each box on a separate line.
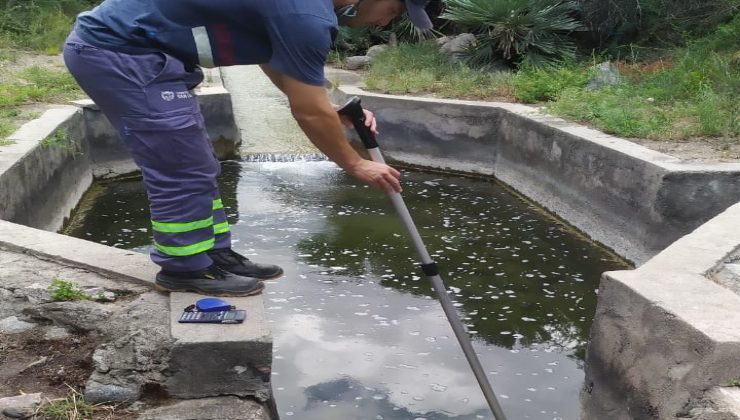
[337, 96, 379, 150]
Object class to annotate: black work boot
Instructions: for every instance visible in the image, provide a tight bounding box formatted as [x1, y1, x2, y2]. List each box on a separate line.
[208, 248, 284, 280]
[155, 265, 264, 297]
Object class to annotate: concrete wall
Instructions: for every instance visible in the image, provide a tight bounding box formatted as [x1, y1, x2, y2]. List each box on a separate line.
[582, 202, 740, 419]
[331, 86, 740, 265]
[0, 88, 240, 231]
[0, 107, 93, 232]
[75, 86, 241, 179]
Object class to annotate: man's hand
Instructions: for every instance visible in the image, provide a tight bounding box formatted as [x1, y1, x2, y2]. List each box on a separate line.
[260, 64, 399, 193]
[346, 159, 402, 193]
[339, 108, 378, 134]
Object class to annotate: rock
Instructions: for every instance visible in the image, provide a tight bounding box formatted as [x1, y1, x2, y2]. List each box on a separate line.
[84, 382, 139, 404]
[43, 326, 71, 340]
[92, 291, 117, 302]
[587, 61, 621, 90]
[366, 44, 388, 59]
[0, 316, 36, 333]
[15, 282, 53, 304]
[0, 393, 42, 416]
[84, 293, 173, 401]
[22, 301, 113, 332]
[439, 33, 476, 62]
[345, 56, 371, 70]
[137, 396, 267, 420]
[2, 407, 29, 418]
[436, 35, 451, 46]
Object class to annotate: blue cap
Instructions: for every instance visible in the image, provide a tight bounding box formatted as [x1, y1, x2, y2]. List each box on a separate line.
[405, 0, 432, 29]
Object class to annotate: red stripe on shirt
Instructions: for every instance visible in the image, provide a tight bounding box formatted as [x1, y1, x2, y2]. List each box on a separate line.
[212, 24, 236, 66]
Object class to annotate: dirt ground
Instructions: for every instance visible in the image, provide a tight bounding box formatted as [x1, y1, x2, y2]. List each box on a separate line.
[0, 331, 100, 400]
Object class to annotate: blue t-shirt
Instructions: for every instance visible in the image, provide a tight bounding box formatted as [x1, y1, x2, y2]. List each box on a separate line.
[74, 0, 337, 86]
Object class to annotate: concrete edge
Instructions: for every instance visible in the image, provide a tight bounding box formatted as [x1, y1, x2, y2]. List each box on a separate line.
[0, 219, 157, 287]
[337, 85, 740, 174]
[0, 106, 79, 167]
[604, 202, 740, 343]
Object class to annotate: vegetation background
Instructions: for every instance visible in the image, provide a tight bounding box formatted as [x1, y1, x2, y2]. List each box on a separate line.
[0, 0, 738, 148]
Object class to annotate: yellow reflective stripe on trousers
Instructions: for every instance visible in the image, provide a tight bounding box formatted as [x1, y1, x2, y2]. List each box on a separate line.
[213, 199, 223, 210]
[151, 216, 213, 233]
[213, 221, 230, 235]
[154, 238, 215, 257]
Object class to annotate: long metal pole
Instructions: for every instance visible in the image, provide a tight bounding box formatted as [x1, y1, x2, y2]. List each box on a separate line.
[338, 97, 508, 420]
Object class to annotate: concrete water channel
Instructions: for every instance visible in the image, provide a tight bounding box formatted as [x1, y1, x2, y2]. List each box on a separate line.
[1, 65, 739, 419]
[62, 66, 628, 419]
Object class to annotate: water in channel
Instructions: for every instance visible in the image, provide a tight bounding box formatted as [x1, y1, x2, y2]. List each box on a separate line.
[64, 66, 629, 419]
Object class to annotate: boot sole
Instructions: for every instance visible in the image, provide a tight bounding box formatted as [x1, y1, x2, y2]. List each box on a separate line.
[256, 268, 284, 281]
[154, 282, 265, 297]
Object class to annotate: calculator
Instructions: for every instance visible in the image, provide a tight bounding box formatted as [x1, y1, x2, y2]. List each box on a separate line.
[178, 309, 246, 324]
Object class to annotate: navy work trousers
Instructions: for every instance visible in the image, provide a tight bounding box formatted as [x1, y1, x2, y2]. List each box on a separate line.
[63, 31, 232, 272]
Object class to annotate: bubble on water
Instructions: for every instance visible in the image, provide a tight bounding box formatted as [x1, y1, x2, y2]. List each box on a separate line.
[522, 317, 537, 322]
[500, 331, 512, 335]
[373, 394, 386, 400]
[406, 306, 421, 311]
[424, 336, 436, 342]
[285, 412, 294, 416]
[410, 331, 420, 336]
[430, 383, 447, 392]
[412, 396, 425, 401]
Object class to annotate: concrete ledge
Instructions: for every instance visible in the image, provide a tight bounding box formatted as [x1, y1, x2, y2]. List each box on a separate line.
[330, 86, 740, 265]
[167, 292, 272, 400]
[138, 396, 270, 420]
[583, 202, 740, 419]
[0, 106, 92, 232]
[0, 220, 156, 286]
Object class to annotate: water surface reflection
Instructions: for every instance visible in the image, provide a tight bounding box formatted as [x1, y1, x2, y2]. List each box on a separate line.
[65, 160, 628, 419]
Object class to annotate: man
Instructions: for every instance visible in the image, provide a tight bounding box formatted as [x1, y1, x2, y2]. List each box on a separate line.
[63, 0, 433, 297]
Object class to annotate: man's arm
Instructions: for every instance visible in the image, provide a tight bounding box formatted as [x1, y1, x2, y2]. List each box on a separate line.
[259, 64, 401, 193]
[260, 64, 377, 133]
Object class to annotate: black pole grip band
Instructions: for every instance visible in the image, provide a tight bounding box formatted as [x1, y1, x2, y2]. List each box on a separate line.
[336, 96, 379, 150]
[420, 262, 439, 277]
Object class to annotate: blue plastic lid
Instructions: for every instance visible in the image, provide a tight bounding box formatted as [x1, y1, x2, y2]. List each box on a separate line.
[195, 298, 232, 312]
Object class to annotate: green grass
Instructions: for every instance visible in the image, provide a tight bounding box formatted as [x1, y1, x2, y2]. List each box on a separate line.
[365, 17, 739, 142]
[365, 42, 516, 99]
[34, 386, 125, 420]
[0, 121, 14, 143]
[37, 393, 95, 420]
[0, 66, 82, 144]
[0, 66, 81, 108]
[513, 62, 594, 103]
[544, 17, 739, 140]
[40, 128, 82, 155]
[0, 0, 97, 54]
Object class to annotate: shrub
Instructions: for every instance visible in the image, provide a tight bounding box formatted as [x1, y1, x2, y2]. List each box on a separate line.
[441, 0, 584, 68]
[48, 278, 89, 301]
[576, 0, 739, 55]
